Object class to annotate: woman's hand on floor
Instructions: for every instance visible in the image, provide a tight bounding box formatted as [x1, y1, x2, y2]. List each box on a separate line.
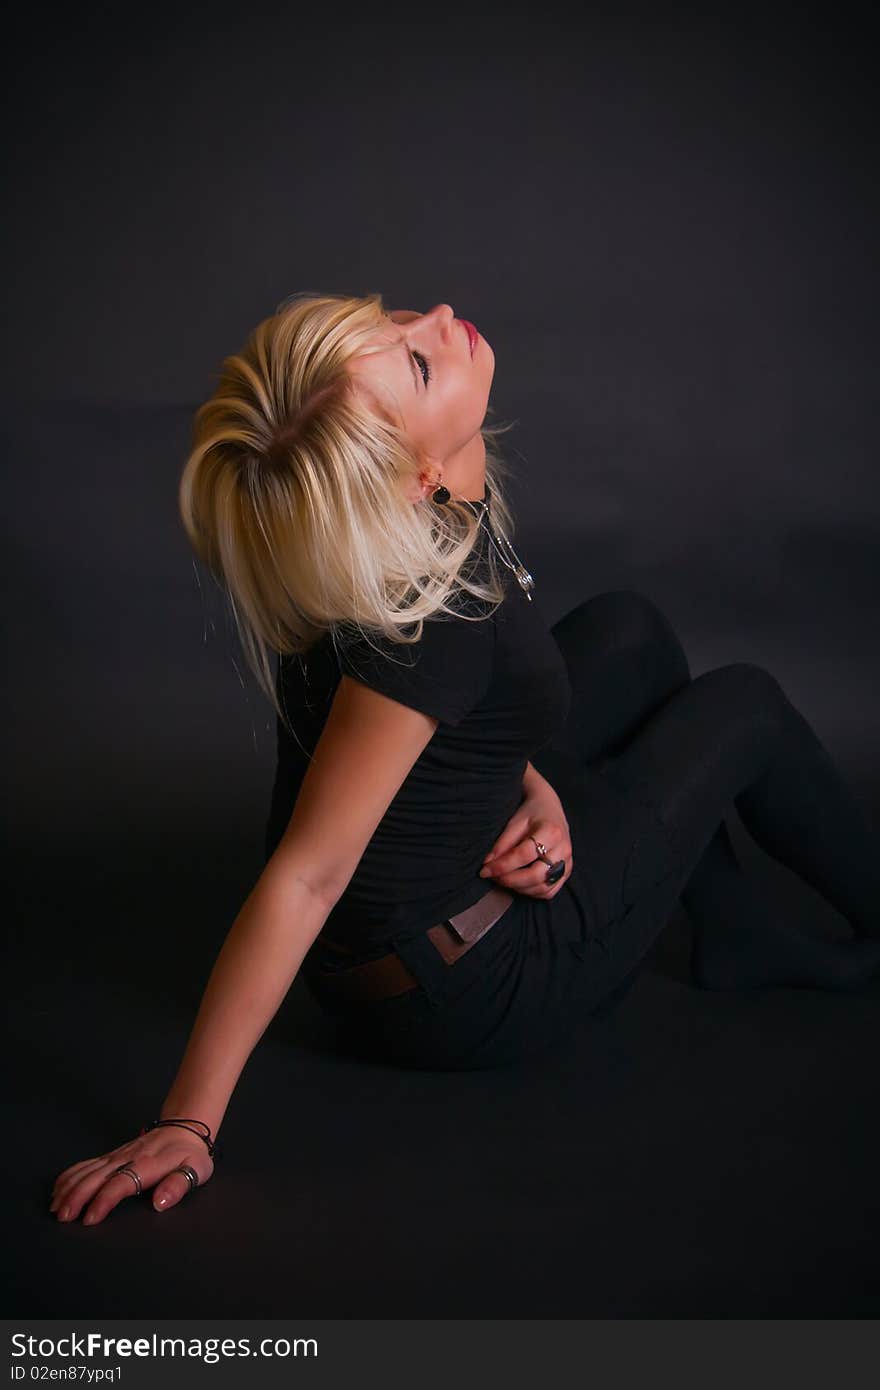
[49, 1129, 214, 1226]
[479, 778, 573, 899]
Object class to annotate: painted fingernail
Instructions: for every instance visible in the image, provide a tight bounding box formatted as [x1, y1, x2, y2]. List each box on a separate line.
[83, 1210, 98, 1225]
[58, 1206, 70, 1221]
[156, 1195, 168, 1208]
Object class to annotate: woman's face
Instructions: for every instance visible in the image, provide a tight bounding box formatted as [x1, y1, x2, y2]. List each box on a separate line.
[347, 303, 495, 496]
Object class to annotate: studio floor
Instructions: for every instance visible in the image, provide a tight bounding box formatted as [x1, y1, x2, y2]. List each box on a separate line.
[8, 821, 879, 1319]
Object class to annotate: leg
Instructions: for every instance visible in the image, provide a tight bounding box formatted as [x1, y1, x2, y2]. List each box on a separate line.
[542, 593, 880, 990]
[593, 661, 880, 990]
[543, 588, 722, 1003]
[546, 589, 693, 764]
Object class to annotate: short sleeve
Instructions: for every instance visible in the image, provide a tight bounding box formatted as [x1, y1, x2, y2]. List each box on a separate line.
[333, 606, 495, 727]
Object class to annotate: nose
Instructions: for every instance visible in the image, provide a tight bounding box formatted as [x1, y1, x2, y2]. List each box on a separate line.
[423, 303, 455, 340]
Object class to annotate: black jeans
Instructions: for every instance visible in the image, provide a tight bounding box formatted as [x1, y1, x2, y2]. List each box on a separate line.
[324, 590, 880, 1070]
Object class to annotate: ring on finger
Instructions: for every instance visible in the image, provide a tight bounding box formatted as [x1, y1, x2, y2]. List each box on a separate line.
[112, 1163, 143, 1196]
[530, 836, 566, 886]
[171, 1164, 200, 1193]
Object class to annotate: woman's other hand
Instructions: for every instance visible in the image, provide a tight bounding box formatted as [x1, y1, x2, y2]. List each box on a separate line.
[479, 774, 573, 899]
[49, 1129, 214, 1226]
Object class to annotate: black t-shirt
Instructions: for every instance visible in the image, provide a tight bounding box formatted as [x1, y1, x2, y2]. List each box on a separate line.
[263, 503, 572, 954]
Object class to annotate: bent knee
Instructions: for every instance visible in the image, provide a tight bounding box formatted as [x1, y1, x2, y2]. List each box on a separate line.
[702, 661, 790, 719]
[552, 588, 681, 658]
[719, 660, 785, 695]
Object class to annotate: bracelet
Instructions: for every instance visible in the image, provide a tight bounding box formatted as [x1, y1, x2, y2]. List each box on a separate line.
[140, 1116, 217, 1158]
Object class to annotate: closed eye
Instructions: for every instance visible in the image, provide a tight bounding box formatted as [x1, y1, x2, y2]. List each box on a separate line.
[383, 315, 431, 392]
[412, 350, 431, 387]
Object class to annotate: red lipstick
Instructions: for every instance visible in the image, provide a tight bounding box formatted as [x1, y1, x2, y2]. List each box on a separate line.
[458, 318, 479, 358]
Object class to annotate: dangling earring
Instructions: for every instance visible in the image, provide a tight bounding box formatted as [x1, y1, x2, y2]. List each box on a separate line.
[431, 472, 450, 504]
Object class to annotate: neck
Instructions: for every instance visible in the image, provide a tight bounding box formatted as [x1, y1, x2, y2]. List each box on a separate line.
[442, 431, 487, 504]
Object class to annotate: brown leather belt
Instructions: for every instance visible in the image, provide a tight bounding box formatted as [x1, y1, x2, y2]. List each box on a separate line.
[312, 885, 515, 1005]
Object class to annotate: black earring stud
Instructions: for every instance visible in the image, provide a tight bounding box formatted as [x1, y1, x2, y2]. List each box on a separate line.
[432, 481, 451, 504]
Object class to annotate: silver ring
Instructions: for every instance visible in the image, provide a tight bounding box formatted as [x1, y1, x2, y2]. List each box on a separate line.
[531, 837, 549, 859]
[113, 1163, 143, 1195]
[171, 1164, 200, 1193]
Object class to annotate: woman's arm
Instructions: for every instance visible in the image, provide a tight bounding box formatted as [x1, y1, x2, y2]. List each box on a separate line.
[160, 676, 443, 1139]
[51, 676, 441, 1226]
[158, 850, 333, 1138]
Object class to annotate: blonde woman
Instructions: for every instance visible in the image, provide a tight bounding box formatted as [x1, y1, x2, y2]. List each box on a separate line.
[50, 292, 880, 1227]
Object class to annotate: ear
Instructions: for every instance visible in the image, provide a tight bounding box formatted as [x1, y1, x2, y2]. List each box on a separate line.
[403, 471, 436, 505]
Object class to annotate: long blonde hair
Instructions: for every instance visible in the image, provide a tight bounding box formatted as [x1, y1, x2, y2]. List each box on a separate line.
[178, 290, 519, 736]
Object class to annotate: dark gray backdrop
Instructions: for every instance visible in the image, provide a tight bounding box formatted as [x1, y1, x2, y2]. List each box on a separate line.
[6, 5, 879, 1320]
[6, 6, 878, 848]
